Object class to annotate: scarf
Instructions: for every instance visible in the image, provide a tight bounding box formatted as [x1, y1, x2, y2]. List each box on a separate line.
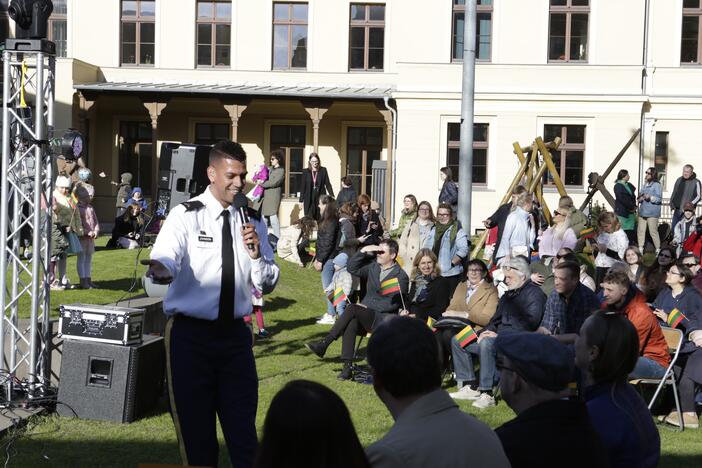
[412, 274, 432, 303]
[432, 220, 458, 257]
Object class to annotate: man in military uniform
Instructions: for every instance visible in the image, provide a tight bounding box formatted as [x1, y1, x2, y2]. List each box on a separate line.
[147, 140, 279, 468]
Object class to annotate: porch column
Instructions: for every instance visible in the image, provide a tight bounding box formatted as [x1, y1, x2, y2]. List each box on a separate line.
[378, 108, 393, 224]
[142, 101, 168, 200]
[75, 92, 96, 165]
[220, 101, 248, 142]
[304, 106, 328, 153]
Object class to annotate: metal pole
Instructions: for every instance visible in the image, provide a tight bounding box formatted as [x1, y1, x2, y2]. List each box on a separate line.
[457, 0, 476, 235]
[0, 50, 11, 399]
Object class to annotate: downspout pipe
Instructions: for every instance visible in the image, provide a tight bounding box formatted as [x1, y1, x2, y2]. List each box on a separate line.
[384, 95, 398, 225]
[639, 0, 652, 190]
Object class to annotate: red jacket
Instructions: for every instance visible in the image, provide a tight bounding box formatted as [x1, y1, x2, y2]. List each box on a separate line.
[683, 232, 702, 264]
[624, 291, 670, 369]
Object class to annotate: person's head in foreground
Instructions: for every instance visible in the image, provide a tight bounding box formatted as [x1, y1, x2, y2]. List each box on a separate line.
[367, 316, 441, 418]
[495, 332, 574, 414]
[255, 379, 370, 468]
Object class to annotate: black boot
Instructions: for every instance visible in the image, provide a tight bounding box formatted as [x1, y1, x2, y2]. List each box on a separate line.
[305, 335, 333, 358]
[337, 361, 353, 381]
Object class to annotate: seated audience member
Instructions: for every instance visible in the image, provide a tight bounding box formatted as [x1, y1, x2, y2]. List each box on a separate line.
[356, 194, 384, 246]
[681, 253, 702, 295]
[640, 247, 676, 302]
[336, 176, 358, 207]
[365, 317, 511, 468]
[424, 203, 469, 295]
[338, 202, 363, 258]
[652, 261, 702, 429]
[559, 195, 588, 239]
[530, 244, 580, 296]
[398, 201, 435, 277]
[495, 192, 536, 264]
[537, 261, 600, 339]
[538, 206, 577, 258]
[624, 246, 645, 286]
[593, 212, 629, 288]
[553, 247, 596, 292]
[304, 240, 409, 380]
[254, 380, 370, 468]
[276, 217, 316, 267]
[600, 269, 670, 379]
[682, 215, 702, 261]
[494, 333, 609, 468]
[449, 256, 546, 408]
[575, 311, 661, 468]
[111, 201, 144, 249]
[672, 203, 697, 256]
[314, 195, 340, 325]
[400, 249, 452, 322]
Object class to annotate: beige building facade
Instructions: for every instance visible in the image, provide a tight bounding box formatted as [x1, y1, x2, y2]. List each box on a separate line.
[6, 0, 702, 232]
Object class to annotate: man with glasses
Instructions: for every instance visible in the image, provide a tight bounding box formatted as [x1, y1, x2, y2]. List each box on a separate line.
[494, 333, 608, 468]
[681, 253, 702, 295]
[425, 203, 468, 296]
[305, 239, 409, 381]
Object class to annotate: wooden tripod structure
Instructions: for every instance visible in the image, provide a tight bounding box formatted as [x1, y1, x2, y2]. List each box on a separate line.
[470, 136, 568, 259]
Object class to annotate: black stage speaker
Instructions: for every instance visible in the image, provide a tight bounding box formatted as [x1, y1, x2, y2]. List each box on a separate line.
[57, 335, 165, 423]
[156, 142, 211, 215]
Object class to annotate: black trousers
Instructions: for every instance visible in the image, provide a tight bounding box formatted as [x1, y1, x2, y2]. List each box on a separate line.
[328, 303, 383, 360]
[678, 348, 702, 412]
[166, 315, 258, 468]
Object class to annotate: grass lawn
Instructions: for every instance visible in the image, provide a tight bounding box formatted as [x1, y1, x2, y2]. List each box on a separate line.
[3, 241, 702, 467]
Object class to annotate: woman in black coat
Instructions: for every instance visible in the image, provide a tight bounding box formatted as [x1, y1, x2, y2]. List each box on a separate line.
[299, 153, 334, 220]
[614, 169, 637, 245]
[438, 166, 458, 215]
[401, 248, 452, 322]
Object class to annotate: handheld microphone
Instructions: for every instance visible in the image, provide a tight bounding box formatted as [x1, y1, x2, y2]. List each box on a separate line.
[233, 192, 255, 252]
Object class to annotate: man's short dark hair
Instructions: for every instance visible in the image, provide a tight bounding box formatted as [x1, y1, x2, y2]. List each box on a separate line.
[436, 203, 453, 214]
[367, 317, 441, 398]
[554, 261, 580, 281]
[602, 269, 631, 289]
[209, 140, 246, 164]
[341, 176, 353, 186]
[380, 239, 399, 257]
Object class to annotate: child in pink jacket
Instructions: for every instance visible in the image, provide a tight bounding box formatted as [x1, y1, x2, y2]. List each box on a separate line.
[75, 183, 100, 289]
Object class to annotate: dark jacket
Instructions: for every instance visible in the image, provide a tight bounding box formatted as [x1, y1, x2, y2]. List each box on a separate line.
[408, 276, 453, 321]
[112, 215, 142, 241]
[315, 218, 340, 265]
[614, 181, 637, 218]
[671, 173, 702, 211]
[299, 167, 334, 218]
[356, 209, 384, 246]
[484, 281, 546, 334]
[486, 202, 512, 261]
[496, 399, 610, 468]
[585, 382, 659, 468]
[439, 180, 458, 208]
[653, 285, 702, 354]
[336, 186, 358, 207]
[348, 252, 409, 314]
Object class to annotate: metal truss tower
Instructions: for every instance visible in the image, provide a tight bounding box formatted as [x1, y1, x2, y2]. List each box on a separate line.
[0, 40, 55, 400]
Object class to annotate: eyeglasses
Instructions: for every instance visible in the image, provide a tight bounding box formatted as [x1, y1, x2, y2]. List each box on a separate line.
[418, 208, 430, 212]
[467, 268, 483, 273]
[437, 212, 451, 217]
[645, 172, 652, 175]
[658, 253, 672, 258]
[553, 210, 564, 216]
[683, 262, 698, 267]
[668, 270, 682, 276]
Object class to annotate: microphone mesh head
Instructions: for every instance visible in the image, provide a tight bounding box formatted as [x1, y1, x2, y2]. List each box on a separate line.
[233, 192, 249, 210]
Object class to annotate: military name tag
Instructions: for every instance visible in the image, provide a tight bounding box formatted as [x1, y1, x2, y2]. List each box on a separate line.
[198, 236, 213, 242]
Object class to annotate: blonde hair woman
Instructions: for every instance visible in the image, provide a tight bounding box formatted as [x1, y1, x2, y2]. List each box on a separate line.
[594, 211, 629, 288]
[538, 206, 577, 258]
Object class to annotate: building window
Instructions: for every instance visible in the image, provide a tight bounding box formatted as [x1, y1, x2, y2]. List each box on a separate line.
[270, 125, 306, 197]
[121, 0, 155, 66]
[548, 0, 589, 62]
[543, 124, 585, 186]
[347, 127, 382, 195]
[452, 0, 492, 62]
[194, 123, 230, 146]
[349, 3, 385, 71]
[196, 0, 231, 67]
[273, 2, 308, 69]
[48, 0, 67, 57]
[446, 123, 489, 185]
[654, 131, 669, 189]
[682, 1, 702, 64]
[118, 121, 153, 196]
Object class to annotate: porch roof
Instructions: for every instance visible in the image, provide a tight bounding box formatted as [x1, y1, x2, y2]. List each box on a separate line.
[74, 80, 394, 100]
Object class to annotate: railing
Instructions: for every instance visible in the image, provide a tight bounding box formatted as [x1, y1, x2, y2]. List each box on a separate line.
[659, 198, 702, 224]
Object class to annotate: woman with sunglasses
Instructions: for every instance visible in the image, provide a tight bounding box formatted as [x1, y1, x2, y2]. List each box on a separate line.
[574, 311, 660, 468]
[637, 167, 662, 251]
[640, 246, 676, 302]
[652, 261, 702, 429]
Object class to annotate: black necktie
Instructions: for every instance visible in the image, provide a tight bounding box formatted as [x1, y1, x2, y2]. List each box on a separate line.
[219, 210, 235, 323]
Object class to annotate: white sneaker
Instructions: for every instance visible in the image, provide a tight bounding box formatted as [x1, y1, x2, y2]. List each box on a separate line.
[316, 314, 336, 325]
[472, 393, 496, 409]
[449, 386, 481, 400]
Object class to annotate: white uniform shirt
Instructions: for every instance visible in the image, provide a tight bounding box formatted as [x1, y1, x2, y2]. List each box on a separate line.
[151, 186, 280, 320]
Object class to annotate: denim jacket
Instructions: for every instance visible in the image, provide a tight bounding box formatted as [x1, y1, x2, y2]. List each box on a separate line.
[424, 225, 469, 278]
[638, 181, 662, 218]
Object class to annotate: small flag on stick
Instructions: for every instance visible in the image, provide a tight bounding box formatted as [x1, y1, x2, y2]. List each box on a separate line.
[454, 325, 478, 348]
[380, 277, 401, 296]
[578, 227, 596, 240]
[327, 288, 347, 307]
[667, 308, 686, 329]
[427, 316, 437, 332]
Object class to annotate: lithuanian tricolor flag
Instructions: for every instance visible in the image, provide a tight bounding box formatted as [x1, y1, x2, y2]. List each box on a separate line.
[327, 287, 347, 306]
[667, 308, 686, 329]
[454, 325, 477, 348]
[427, 316, 437, 332]
[380, 277, 401, 296]
[578, 227, 596, 240]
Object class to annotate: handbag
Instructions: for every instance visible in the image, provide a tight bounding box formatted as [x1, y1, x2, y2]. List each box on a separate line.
[66, 232, 83, 254]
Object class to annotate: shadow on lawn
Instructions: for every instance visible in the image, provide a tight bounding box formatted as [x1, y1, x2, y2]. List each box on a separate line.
[660, 455, 702, 468]
[264, 296, 296, 313]
[92, 277, 143, 292]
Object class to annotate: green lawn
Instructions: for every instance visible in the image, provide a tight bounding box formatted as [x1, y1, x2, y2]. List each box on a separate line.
[3, 242, 702, 467]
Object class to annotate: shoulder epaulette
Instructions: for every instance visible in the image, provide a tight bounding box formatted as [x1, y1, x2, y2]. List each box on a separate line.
[181, 201, 205, 212]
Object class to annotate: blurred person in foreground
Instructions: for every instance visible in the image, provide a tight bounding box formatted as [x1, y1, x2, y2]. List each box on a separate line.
[365, 317, 510, 468]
